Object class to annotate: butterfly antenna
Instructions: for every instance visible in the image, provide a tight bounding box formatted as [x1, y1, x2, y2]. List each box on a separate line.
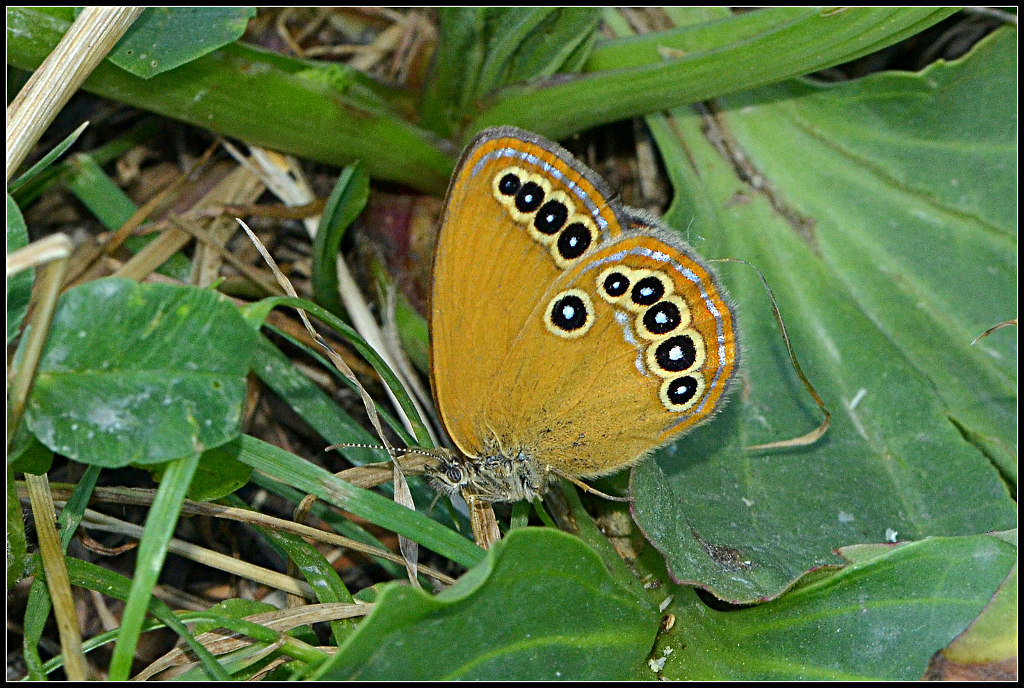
[711, 257, 830, 450]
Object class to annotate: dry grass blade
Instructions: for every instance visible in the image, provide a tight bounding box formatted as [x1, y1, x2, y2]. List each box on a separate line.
[6, 7, 144, 181]
[24, 474, 88, 680]
[971, 318, 1016, 346]
[32, 482, 457, 585]
[134, 602, 366, 680]
[235, 219, 395, 455]
[78, 508, 315, 598]
[6, 234, 72, 448]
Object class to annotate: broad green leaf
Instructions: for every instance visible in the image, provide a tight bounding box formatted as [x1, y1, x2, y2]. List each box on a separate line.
[938, 530, 1017, 665]
[24, 278, 256, 467]
[104, 7, 256, 78]
[630, 28, 1016, 602]
[7, 425, 54, 475]
[655, 534, 1016, 680]
[6, 194, 32, 345]
[317, 528, 659, 680]
[467, 7, 956, 140]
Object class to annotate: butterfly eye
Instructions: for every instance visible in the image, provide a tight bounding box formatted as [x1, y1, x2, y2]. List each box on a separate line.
[445, 465, 464, 484]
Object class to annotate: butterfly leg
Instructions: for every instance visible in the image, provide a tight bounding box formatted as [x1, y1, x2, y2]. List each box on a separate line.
[466, 494, 501, 549]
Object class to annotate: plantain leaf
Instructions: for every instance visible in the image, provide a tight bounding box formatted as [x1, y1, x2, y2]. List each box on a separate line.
[317, 528, 659, 680]
[631, 27, 1016, 602]
[653, 534, 1016, 680]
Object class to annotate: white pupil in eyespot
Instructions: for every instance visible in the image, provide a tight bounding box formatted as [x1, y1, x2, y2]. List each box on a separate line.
[669, 345, 683, 361]
[655, 312, 668, 324]
[641, 287, 653, 297]
[562, 305, 576, 319]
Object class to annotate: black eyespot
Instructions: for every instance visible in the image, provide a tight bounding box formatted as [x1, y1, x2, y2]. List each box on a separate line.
[643, 301, 682, 335]
[534, 200, 568, 235]
[631, 275, 666, 306]
[666, 376, 700, 406]
[497, 172, 521, 196]
[557, 221, 592, 260]
[549, 293, 589, 332]
[515, 181, 545, 213]
[655, 334, 697, 372]
[602, 271, 630, 298]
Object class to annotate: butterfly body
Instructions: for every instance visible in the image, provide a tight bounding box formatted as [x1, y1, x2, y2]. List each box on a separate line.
[427, 127, 738, 502]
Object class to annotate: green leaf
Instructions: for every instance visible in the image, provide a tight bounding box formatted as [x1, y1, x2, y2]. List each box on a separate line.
[62, 556, 231, 680]
[192, 598, 278, 636]
[7, 467, 27, 589]
[420, 8, 601, 137]
[148, 442, 253, 502]
[105, 7, 256, 78]
[7, 425, 54, 475]
[311, 163, 370, 317]
[233, 434, 483, 570]
[937, 530, 1017, 665]
[63, 154, 136, 229]
[24, 278, 256, 467]
[655, 534, 1016, 680]
[7, 120, 87, 194]
[6, 194, 32, 345]
[109, 453, 201, 679]
[629, 27, 1016, 602]
[317, 528, 659, 680]
[7, 7, 452, 193]
[467, 7, 956, 140]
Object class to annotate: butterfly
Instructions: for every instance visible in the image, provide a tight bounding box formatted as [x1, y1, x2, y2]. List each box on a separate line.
[425, 127, 738, 503]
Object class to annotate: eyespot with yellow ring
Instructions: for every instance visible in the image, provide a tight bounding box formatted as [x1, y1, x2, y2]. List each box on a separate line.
[595, 265, 635, 304]
[549, 214, 596, 269]
[527, 189, 575, 246]
[660, 374, 705, 412]
[492, 166, 529, 207]
[544, 288, 595, 339]
[635, 295, 691, 340]
[622, 269, 674, 313]
[505, 172, 551, 224]
[645, 329, 705, 378]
